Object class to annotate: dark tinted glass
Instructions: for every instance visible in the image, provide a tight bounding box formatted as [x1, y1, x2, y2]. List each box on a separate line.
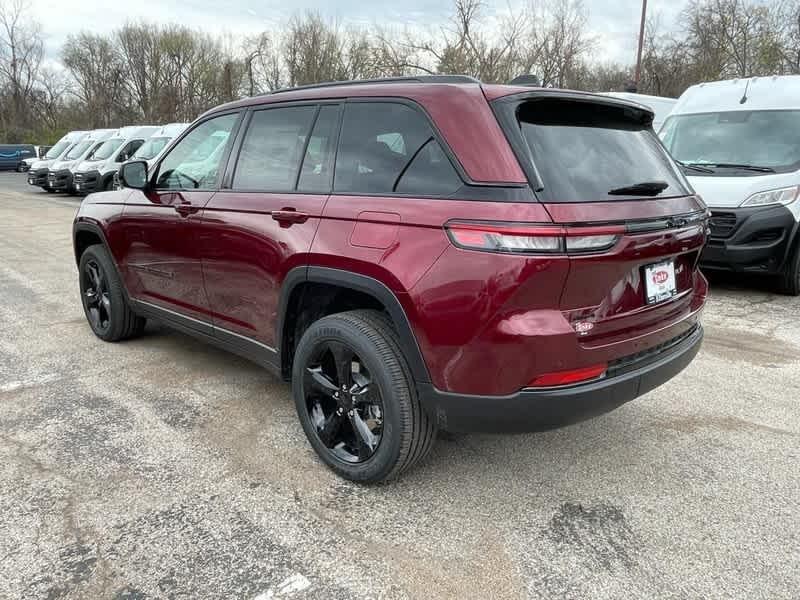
[298, 105, 340, 193]
[234, 106, 316, 191]
[334, 102, 461, 196]
[395, 139, 461, 196]
[519, 100, 688, 202]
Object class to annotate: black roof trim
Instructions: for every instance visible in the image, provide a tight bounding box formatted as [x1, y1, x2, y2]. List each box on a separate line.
[268, 75, 481, 95]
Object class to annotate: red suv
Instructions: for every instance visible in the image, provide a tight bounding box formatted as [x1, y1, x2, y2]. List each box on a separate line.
[73, 76, 708, 482]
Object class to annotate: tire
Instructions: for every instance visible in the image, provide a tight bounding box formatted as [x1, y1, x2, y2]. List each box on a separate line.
[292, 309, 436, 483]
[102, 176, 114, 192]
[43, 187, 55, 193]
[78, 244, 146, 341]
[778, 243, 800, 295]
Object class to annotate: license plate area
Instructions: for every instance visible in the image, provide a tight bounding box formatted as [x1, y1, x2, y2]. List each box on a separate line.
[644, 260, 677, 304]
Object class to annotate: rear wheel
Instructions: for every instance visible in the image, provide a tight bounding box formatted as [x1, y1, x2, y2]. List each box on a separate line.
[292, 310, 436, 482]
[779, 244, 800, 295]
[79, 244, 146, 341]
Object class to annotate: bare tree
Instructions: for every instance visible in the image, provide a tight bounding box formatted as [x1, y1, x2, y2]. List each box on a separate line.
[0, 0, 43, 140]
[518, 0, 595, 88]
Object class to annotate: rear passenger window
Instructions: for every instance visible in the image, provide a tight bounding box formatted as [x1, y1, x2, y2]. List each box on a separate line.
[298, 105, 340, 193]
[334, 102, 462, 196]
[234, 106, 316, 191]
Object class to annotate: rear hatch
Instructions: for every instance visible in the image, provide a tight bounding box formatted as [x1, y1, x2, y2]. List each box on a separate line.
[493, 92, 707, 347]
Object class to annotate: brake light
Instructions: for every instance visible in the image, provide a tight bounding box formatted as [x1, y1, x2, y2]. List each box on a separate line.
[446, 221, 623, 254]
[529, 364, 607, 387]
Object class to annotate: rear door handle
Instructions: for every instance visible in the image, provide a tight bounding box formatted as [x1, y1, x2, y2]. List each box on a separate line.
[175, 204, 200, 217]
[272, 209, 309, 226]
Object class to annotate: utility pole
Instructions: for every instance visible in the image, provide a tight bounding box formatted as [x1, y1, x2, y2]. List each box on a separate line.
[634, 0, 648, 90]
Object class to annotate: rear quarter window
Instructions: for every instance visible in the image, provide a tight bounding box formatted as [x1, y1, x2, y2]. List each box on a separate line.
[334, 102, 462, 197]
[517, 99, 689, 203]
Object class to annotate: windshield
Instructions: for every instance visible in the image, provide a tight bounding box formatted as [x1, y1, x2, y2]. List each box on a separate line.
[45, 140, 71, 159]
[661, 110, 800, 173]
[133, 136, 171, 160]
[92, 138, 124, 160]
[65, 141, 93, 160]
[517, 99, 688, 202]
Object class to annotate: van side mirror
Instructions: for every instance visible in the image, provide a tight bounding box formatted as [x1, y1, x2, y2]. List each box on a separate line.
[119, 160, 149, 190]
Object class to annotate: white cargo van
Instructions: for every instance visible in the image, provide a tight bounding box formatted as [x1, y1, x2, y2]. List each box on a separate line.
[603, 92, 677, 131]
[113, 123, 189, 189]
[46, 129, 116, 193]
[661, 75, 800, 294]
[27, 131, 88, 192]
[73, 125, 159, 193]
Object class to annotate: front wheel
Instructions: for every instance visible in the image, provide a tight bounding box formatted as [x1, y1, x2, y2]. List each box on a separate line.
[79, 244, 146, 341]
[43, 187, 55, 193]
[292, 310, 436, 483]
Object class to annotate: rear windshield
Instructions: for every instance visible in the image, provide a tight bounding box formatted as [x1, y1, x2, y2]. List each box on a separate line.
[133, 136, 170, 160]
[92, 138, 124, 160]
[660, 110, 800, 173]
[518, 99, 688, 202]
[45, 140, 71, 159]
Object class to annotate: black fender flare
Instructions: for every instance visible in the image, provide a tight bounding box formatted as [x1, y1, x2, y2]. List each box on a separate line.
[277, 266, 431, 384]
[72, 221, 132, 301]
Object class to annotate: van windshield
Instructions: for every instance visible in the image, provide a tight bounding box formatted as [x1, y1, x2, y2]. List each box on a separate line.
[133, 136, 170, 160]
[517, 99, 687, 202]
[92, 138, 124, 160]
[661, 110, 800, 173]
[65, 141, 93, 160]
[45, 140, 71, 159]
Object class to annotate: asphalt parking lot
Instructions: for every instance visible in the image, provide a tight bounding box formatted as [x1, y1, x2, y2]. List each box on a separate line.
[1, 170, 798, 599]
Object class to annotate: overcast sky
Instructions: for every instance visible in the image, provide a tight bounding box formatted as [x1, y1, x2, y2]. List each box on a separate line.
[30, 0, 685, 66]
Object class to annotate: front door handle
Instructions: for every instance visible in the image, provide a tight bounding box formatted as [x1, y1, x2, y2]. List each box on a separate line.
[272, 209, 309, 226]
[175, 204, 200, 217]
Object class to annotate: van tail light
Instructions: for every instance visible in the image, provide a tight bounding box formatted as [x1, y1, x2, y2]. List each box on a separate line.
[529, 363, 607, 387]
[445, 221, 623, 254]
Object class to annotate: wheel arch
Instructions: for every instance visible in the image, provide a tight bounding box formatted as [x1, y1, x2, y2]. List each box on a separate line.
[73, 221, 109, 266]
[73, 221, 130, 295]
[278, 267, 431, 384]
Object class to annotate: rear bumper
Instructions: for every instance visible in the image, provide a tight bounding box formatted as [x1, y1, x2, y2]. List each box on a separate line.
[28, 168, 49, 187]
[701, 205, 798, 274]
[418, 324, 703, 433]
[47, 169, 74, 192]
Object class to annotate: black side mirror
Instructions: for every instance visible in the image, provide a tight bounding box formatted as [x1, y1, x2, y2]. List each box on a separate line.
[119, 160, 149, 190]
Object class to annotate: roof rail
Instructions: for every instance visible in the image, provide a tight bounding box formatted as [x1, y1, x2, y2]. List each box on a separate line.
[268, 75, 481, 95]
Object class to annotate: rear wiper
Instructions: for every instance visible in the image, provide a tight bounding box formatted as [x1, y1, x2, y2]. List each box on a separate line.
[703, 163, 775, 173]
[676, 160, 714, 174]
[608, 181, 669, 196]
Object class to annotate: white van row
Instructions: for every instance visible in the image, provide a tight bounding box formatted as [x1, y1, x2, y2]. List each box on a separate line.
[26, 123, 189, 194]
[606, 77, 800, 293]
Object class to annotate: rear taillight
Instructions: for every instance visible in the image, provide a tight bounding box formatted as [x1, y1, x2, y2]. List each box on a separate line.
[529, 364, 607, 387]
[445, 221, 623, 254]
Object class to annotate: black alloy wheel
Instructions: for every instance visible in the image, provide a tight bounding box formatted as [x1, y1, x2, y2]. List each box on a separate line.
[82, 259, 112, 334]
[304, 341, 384, 463]
[78, 244, 146, 342]
[292, 310, 436, 482]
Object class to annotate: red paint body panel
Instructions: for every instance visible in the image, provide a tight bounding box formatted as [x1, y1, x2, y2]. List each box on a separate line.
[120, 189, 214, 322]
[199, 191, 326, 347]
